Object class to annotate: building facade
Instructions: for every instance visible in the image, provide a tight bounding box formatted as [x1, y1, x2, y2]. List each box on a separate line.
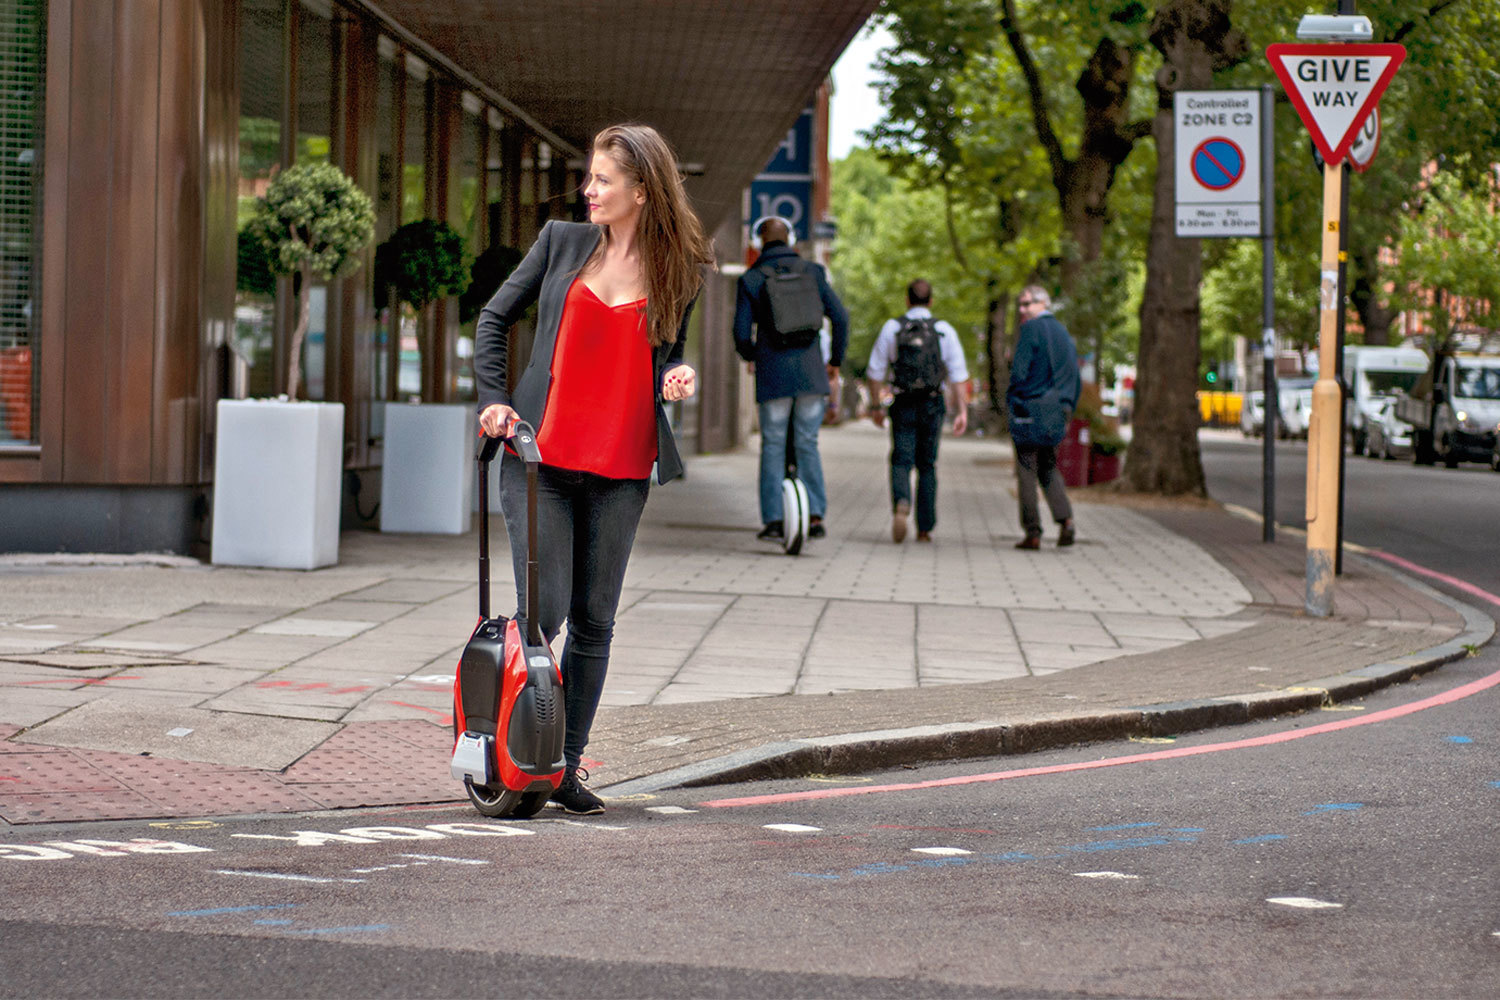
[0, 0, 872, 554]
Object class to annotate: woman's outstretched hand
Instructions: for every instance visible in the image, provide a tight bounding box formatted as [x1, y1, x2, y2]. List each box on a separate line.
[479, 403, 520, 438]
[661, 365, 697, 402]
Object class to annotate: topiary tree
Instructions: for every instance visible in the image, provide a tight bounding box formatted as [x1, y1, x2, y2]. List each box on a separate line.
[375, 219, 471, 400]
[245, 162, 375, 400]
[377, 219, 471, 312]
[459, 243, 525, 325]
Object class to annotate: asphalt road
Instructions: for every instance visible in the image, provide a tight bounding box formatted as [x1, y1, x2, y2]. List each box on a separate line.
[4, 646, 1497, 999]
[1198, 429, 1500, 599]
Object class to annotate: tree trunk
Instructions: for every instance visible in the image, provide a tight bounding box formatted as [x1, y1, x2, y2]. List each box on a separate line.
[286, 263, 312, 401]
[1349, 248, 1395, 345]
[1125, 0, 1246, 496]
[985, 280, 1011, 431]
[1060, 38, 1138, 296]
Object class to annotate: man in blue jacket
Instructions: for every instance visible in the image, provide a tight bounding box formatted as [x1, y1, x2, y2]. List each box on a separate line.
[733, 217, 849, 541]
[1007, 285, 1079, 550]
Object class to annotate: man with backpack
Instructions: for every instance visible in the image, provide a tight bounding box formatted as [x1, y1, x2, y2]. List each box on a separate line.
[865, 279, 971, 543]
[733, 216, 849, 542]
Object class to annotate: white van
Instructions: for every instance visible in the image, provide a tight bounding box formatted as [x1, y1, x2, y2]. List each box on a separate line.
[1343, 345, 1428, 455]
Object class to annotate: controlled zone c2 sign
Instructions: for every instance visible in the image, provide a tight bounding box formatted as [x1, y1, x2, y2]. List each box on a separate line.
[1174, 90, 1261, 238]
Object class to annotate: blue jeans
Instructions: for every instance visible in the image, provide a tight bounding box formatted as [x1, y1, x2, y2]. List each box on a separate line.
[499, 453, 649, 769]
[758, 394, 827, 524]
[889, 392, 946, 533]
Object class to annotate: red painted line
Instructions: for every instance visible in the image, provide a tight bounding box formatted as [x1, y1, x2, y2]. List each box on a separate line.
[1366, 549, 1500, 609]
[700, 666, 1500, 809]
[386, 701, 453, 726]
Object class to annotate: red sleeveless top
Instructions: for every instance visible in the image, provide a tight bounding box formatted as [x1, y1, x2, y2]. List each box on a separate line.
[535, 278, 656, 479]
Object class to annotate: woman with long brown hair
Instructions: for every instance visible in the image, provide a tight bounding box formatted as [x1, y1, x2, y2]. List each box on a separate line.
[474, 123, 713, 815]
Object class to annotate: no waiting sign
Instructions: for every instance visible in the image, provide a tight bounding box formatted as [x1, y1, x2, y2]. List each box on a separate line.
[1175, 90, 1262, 238]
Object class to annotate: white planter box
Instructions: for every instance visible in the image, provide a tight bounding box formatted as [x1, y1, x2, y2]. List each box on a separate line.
[380, 403, 475, 534]
[212, 399, 344, 570]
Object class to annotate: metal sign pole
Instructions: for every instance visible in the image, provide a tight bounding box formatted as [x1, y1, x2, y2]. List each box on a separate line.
[1260, 84, 1277, 544]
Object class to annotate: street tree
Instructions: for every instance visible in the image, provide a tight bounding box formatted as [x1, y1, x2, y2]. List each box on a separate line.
[1126, 0, 1247, 495]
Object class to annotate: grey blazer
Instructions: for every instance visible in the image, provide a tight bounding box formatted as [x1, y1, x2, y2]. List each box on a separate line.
[474, 220, 696, 484]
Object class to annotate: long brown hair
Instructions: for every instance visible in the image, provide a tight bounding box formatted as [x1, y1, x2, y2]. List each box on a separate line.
[586, 124, 714, 347]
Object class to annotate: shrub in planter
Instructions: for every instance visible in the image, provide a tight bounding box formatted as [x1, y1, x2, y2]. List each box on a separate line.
[374, 219, 471, 401]
[244, 162, 376, 399]
[459, 243, 525, 324]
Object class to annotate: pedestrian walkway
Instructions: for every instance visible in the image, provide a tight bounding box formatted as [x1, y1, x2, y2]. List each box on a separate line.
[0, 423, 1489, 824]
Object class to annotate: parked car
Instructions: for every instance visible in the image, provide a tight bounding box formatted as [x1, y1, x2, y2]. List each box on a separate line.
[1277, 377, 1315, 439]
[1363, 396, 1414, 461]
[1240, 389, 1264, 437]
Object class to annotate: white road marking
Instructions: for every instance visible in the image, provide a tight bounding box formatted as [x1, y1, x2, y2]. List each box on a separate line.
[764, 824, 822, 833]
[1266, 896, 1343, 909]
[398, 853, 489, 865]
[1075, 871, 1140, 880]
[166, 727, 194, 738]
[645, 806, 697, 815]
[911, 847, 972, 856]
[538, 818, 631, 831]
[216, 869, 364, 884]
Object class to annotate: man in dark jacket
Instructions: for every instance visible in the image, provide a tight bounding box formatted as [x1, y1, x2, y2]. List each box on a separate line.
[1007, 285, 1079, 549]
[732, 217, 849, 540]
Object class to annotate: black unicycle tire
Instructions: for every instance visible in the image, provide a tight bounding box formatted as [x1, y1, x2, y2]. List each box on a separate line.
[511, 788, 552, 818]
[465, 778, 524, 818]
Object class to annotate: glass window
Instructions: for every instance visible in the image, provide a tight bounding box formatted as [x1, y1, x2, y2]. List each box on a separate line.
[295, 0, 332, 165]
[235, 0, 285, 400]
[373, 35, 399, 402]
[401, 55, 427, 224]
[0, 0, 43, 446]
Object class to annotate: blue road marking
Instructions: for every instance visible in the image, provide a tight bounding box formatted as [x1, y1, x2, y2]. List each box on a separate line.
[1088, 822, 1160, 832]
[791, 872, 840, 880]
[1061, 837, 1173, 854]
[168, 904, 298, 918]
[253, 920, 294, 926]
[285, 925, 390, 935]
[1303, 803, 1363, 814]
[1447, 736, 1473, 744]
[1233, 835, 1288, 845]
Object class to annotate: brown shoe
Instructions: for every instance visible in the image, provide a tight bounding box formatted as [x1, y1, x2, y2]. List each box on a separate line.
[916, 531, 932, 543]
[1057, 520, 1076, 547]
[892, 500, 910, 543]
[1014, 534, 1041, 550]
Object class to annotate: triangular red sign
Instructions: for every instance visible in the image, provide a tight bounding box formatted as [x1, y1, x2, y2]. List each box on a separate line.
[1266, 43, 1405, 165]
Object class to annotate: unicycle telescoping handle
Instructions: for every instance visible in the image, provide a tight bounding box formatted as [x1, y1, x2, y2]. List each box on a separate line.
[476, 420, 544, 647]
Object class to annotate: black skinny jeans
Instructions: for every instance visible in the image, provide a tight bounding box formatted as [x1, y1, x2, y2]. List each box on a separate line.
[499, 452, 649, 770]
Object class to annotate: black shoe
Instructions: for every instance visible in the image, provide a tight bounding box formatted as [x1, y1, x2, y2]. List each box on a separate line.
[551, 767, 605, 815]
[808, 516, 825, 538]
[757, 521, 784, 541]
[1057, 520, 1076, 547]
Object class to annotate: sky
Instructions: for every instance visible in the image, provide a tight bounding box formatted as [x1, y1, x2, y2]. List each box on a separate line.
[828, 20, 896, 160]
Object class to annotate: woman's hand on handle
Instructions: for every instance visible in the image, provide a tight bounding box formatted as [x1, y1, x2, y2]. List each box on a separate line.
[661, 365, 697, 402]
[479, 403, 520, 438]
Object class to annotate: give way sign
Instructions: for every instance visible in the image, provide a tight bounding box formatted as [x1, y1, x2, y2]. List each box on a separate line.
[1266, 43, 1405, 165]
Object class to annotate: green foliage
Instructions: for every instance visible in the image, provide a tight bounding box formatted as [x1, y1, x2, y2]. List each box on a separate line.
[235, 226, 276, 298]
[375, 219, 472, 311]
[1390, 164, 1500, 337]
[244, 162, 374, 398]
[246, 161, 375, 283]
[829, 148, 1005, 378]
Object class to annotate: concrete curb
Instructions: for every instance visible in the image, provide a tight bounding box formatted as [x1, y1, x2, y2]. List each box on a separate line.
[601, 550, 1495, 799]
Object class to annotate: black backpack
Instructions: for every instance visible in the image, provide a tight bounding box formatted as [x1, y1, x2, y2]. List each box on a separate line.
[891, 316, 947, 395]
[757, 257, 824, 350]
